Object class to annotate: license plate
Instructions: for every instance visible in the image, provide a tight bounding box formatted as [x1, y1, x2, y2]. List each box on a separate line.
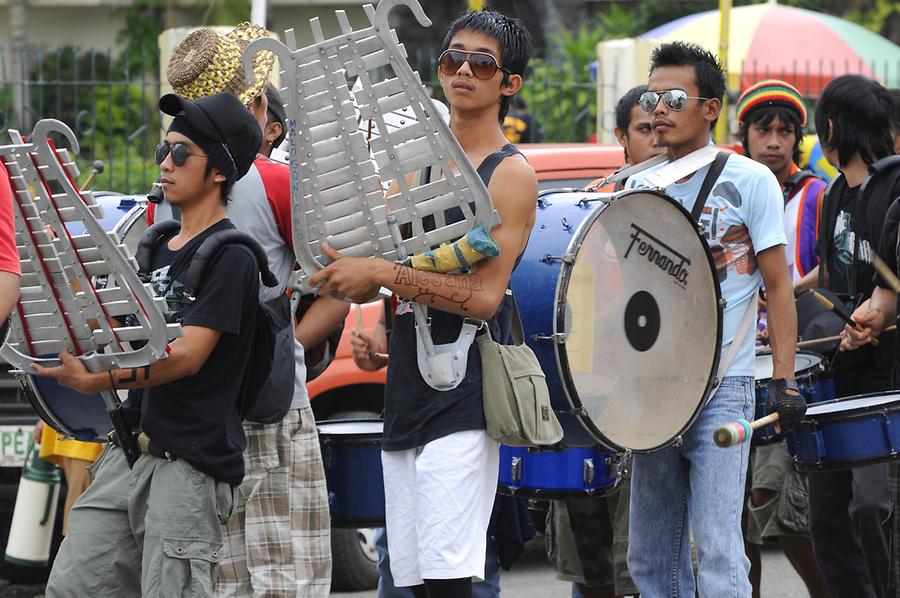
[0, 425, 35, 467]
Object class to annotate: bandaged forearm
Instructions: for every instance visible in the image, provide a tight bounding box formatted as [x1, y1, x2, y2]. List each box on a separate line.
[409, 225, 500, 272]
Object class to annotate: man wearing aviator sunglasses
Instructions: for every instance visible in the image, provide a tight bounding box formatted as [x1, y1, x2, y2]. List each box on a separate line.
[623, 42, 799, 598]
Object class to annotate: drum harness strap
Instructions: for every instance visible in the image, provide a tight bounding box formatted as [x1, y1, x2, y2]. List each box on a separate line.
[688, 152, 758, 396]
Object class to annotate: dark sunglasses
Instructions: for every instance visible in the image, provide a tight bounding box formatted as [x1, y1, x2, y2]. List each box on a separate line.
[155, 141, 207, 167]
[639, 89, 710, 113]
[438, 49, 509, 80]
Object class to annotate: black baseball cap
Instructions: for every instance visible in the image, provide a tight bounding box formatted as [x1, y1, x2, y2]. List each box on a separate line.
[159, 92, 262, 185]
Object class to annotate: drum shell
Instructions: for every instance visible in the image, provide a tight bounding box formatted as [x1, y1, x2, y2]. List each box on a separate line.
[18, 197, 146, 443]
[511, 194, 608, 448]
[752, 351, 833, 445]
[318, 420, 385, 528]
[512, 190, 722, 452]
[786, 391, 900, 470]
[497, 445, 617, 499]
[21, 372, 111, 442]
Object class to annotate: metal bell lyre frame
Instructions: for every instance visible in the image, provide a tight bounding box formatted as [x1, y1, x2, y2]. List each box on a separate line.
[243, 0, 498, 391]
[0, 119, 181, 380]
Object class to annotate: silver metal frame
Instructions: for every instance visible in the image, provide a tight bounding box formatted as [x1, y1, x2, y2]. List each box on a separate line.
[0, 119, 180, 374]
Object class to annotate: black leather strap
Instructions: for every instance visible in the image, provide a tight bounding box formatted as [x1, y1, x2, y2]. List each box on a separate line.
[691, 152, 729, 222]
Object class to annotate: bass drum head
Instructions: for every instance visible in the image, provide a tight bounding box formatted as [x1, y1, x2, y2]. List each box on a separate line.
[558, 190, 722, 452]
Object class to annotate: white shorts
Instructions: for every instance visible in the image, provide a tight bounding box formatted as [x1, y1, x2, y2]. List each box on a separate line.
[381, 429, 500, 587]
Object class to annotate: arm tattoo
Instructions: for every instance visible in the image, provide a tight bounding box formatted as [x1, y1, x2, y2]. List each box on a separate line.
[117, 366, 150, 385]
[392, 265, 484, 311]
[119, 368, 139, 384]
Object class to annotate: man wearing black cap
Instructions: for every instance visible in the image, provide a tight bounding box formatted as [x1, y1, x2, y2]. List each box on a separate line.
[36, 92, 264, 598]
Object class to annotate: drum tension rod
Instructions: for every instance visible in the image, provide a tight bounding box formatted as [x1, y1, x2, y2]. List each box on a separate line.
[534, 333, 566, 343]
[541, 254, 574, 264]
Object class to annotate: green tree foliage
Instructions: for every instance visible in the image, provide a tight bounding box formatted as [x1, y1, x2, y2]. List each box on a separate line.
[520, 25, 605, 143]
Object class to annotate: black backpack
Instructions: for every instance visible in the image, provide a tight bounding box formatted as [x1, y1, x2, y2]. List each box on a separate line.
[136, 221, 296, 424]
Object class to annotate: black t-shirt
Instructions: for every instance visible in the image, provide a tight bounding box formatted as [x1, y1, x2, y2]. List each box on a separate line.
[822, 176, 896, 394]
[876, 199, 900, 288]
[383, 144, 522, 451]
[129, 218, 259, 485]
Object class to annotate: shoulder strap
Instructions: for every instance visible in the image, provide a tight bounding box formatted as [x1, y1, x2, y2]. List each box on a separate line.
[817, 173, 843, 288]
[691, 152, 729, 222]
[477, 143, 523, 186]
[184, 229, 280, 296]
[783, 169, 817, 201]
[135, 219, 181, 277]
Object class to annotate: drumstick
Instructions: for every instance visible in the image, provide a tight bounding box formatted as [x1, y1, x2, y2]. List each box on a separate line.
[713, 413, 780, 448]
[872, 254, 900, 294]
[79, 160, 104, 192]
[355, 303, 389, 362]
[795, 324, 897, 349]
[808, 289, 878, 346]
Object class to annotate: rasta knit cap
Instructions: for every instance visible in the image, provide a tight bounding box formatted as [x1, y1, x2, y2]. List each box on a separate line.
[736, 79, 807, 127]
[167, 22, 276, 106]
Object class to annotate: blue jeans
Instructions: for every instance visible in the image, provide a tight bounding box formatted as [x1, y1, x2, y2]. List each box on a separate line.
[627, 376, 754, 598]
[376, 528, 501, 597]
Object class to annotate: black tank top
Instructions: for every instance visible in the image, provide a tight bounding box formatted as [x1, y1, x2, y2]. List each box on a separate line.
[383, 144, 523, 451]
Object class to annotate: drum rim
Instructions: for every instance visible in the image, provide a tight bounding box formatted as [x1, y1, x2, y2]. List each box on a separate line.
[317, 417, 383, 442]
[795, 390, 900, 422]
[753, 350, 826, 389]
[553, 188, 724, 453]
[496, 482, 620, 500]
[791, 452, 898, 472]
[19, 373, 109, 441]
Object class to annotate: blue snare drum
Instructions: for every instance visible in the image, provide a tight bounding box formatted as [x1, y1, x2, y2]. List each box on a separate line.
[511, 189, 723, 451]
[18, 194, 147, 442]
[318, 420, 385, 528]
[787, 392, 900, 470]
[497, 444, 617, 498]
[752, 350, 833, 444]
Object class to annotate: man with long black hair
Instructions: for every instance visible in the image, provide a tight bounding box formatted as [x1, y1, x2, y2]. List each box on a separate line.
[809, 74, 898, 598]
[625, 42, 799, 597]
[309, 9, 538, 598]
[734, 79, 829, 598]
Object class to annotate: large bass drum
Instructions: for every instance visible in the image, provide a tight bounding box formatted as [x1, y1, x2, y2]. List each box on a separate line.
[512, 189, 723, 451]
[18, 193, 147, 441]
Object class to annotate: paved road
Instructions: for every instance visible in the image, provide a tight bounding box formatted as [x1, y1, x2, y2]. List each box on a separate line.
[332, 540, 810, 597]
[1, 540, 809, 598]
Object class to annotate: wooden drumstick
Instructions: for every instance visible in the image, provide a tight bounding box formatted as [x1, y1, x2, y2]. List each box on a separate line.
[795, 324, 897, 349]
[355, 304, 389, 362]
[713, 413, 780, 448]
[79, 160, 104, 192]
[873, 254, 900, 294]
[808, 289, 878, 346]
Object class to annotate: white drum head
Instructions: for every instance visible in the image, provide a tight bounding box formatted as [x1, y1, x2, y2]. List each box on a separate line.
[754, 350, 823, 382]
[318, 420, 384, 436]
[807, 393, 900, 416]
[560, 190, 721, 451]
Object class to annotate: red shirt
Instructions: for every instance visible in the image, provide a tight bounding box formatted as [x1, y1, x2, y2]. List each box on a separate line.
[0, 162, 21, 275]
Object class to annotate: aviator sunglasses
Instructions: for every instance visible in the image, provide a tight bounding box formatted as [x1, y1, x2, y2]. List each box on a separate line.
[155, 141, 207, 167]
[438, 49, 510, 80]
[639, 89, 710, 113]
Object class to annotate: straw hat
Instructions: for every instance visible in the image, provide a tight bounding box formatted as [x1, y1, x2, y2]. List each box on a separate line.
[167, 22, 276, 106]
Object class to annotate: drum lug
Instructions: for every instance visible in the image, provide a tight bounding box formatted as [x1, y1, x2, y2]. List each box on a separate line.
[510, 456, 522, 484]
[718, 298, 728, 309]
[573, 406, 589, 418]
[672, 435, 684, 448]
[533, 333, 567, 344]
[697, 223, 707, 235]
[560, 217, 573, 232]
[541, 254, 575, 265]
[582, 458, 595, 486]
